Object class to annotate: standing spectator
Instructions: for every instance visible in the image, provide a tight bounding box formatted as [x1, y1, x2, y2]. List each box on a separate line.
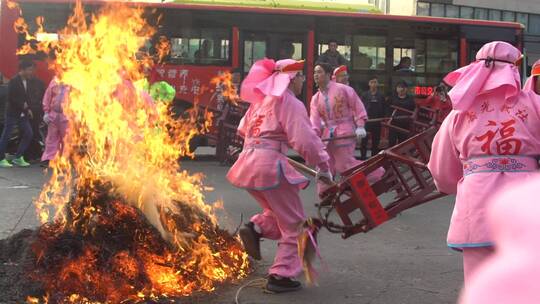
[0, 74, 8, 132]
[360, 76, 386, 159]
[0, 60, 35, 167]
[387, 80, 415, 147]
[315, 40, 348, 69]
[25, 74, 45, 161]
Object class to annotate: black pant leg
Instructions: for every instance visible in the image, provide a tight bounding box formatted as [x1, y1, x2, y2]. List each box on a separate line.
[371, 124, 381, 155]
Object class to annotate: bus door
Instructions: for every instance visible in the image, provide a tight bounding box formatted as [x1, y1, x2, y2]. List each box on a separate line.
[240, 31, 308, 99]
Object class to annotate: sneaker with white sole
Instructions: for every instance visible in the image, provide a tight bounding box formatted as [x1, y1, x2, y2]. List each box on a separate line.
[0, 159, 13, 168]
[11, 156, 30, 167]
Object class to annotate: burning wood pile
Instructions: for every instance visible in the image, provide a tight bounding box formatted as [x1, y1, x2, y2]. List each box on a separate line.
[4, 181, 248, 303]
[1, 1, 250, 303]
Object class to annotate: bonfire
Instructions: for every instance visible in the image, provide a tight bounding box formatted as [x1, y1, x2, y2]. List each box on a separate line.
[3, 1, 249, 303]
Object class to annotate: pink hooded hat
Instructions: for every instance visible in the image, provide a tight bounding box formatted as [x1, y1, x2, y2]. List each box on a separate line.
[523, 59, 540, 92]
[443, 41, 522, 112]
[240, 58, 304, 103]
[459, 177, 540, 304]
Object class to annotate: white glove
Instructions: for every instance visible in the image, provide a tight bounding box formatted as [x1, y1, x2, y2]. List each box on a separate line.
[43, 113, 51, 124]
[355, 127, 367, 140]
[316, 170, 333, 184]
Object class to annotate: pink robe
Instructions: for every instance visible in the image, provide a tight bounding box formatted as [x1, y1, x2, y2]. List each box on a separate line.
[310, 81, 367, 173]
[227, 89, 329, 278]
[41, 78, 69, 161]
[228, 89, 329, 190]
[458, 176, 540, 304]
[428, 89, 540, 250]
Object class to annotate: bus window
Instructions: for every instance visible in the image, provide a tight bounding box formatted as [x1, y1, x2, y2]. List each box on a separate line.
[426, 39, 457, 73]
[316, 36, 352, 62]
[352, 35, 386, 70]
[277, 41, 303, 60]
[393, 48, 415, 72]
[294, 43, 303, 60]
[168, 28, 230, 65]
[244, 40, 266, 71]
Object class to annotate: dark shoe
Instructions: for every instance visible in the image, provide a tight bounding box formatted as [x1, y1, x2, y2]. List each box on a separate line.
[265, 275, 302, 293]
[239, 222, 261, 260]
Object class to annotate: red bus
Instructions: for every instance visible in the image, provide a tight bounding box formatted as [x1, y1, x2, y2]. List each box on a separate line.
[1, 0, 524, 100]
[0, 0, 524, 151]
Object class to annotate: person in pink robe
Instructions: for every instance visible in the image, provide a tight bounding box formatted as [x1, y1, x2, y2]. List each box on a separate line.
[332, 65, 349, 85]
[310, 63, 380, 194]
[458, 175, 540, 304]
[41, 77, 69, 162]
[227, 58, 331, 293]
[428, 41, 540, 285]
[523, 59, 540, 94]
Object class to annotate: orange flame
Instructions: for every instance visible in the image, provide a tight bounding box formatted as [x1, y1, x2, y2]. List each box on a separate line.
[211, 71, 241, 106]
[18, 1, 249, 302]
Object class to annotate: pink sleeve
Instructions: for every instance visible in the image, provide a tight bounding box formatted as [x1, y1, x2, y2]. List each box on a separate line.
[42, 80, 55, 114]
[348, 87, 367, 127]
[427, 112, 463, 194]
[309, 94, 323, 137]
[281, 95, 329, 169]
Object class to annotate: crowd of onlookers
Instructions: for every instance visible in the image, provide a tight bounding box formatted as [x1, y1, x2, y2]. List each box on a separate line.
[314, 40, 451, 159]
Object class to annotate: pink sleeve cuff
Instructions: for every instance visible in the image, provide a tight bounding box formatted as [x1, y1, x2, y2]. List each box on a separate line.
[355, 118, 366, 127]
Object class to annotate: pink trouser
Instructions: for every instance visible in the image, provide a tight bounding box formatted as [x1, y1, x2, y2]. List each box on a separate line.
[248, 178, 306, 278]
[41, 118, 68, 161]
[462, 247, 494, 285]
[327, 143, 360, 174]
[318, 143, 384, 194]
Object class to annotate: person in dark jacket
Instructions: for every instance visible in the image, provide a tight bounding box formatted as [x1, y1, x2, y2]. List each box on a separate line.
[387, 80, 416, 147]
[315, 40, 348, 69]
[0, 60, 36, 167]
[25, 76, 45, 161]
[0, 74, 8, 127]
[360, 76, 387, 159]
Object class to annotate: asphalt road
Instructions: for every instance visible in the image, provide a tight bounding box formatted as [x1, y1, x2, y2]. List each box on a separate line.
[0, 156, 462, 304]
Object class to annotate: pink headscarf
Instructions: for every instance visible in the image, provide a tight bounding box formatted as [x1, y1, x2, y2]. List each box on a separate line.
[523, 59, 540, 92]
[443, 41, 522, 112]
[240, 58, 303, 103]
[459, 177, 540, 304]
